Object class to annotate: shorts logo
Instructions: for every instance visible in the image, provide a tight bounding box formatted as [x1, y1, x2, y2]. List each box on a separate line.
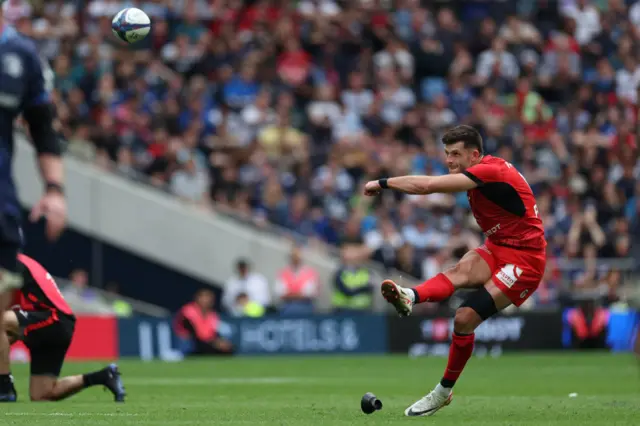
[520, 290, 529, 299]
[496, 264, 522, 288]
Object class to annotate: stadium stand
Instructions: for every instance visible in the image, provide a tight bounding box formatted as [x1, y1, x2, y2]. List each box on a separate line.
[10, 0, 639, 313]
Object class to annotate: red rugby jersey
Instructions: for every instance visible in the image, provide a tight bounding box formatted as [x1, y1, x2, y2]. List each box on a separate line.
[14, 254, 74, 316]
[463, 155, 547, 250]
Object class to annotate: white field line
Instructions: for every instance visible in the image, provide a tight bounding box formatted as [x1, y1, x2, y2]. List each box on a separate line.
[124, 377, 313, 385]
[4, 413, 139, 417]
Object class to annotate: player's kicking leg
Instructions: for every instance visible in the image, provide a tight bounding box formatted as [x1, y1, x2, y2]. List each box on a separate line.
[402, 282, 512, 416]
[384, 246, 544, 417]
[382, 250, 495, 416]
[382, 250, 492, 318]
[3, 310, 126, 402]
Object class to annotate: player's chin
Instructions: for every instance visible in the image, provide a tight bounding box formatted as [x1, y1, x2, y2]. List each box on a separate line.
[448, 168, 461, 174]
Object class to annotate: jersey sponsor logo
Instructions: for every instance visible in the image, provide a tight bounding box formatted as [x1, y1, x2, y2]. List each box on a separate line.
[496, 264, 523, 288]
[0, 92, 19, 108]
[484, 223, 501, 237]
[2, 53, 23, 78]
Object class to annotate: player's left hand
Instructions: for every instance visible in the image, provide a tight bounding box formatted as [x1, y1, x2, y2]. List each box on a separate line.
[364, 180, 381, 196]
[29, 192, 67, 241]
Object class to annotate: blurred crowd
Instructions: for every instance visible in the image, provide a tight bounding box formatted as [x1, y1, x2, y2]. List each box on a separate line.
[9, 0, 640, 308]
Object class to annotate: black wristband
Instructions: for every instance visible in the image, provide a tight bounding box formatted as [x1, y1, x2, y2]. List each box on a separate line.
[46, 182, 64, 195]
[378, 178, 389, 189]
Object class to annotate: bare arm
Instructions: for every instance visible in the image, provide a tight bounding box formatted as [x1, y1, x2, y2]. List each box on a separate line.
[364, 174, 477, 196]
[38, 154, 64, 187]
[567, 215, 583, 246]
[583, 210, 606, 247]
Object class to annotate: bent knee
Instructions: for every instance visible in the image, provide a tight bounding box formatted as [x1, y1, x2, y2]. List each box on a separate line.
[453, 307, 482, 334]
[445, 262, 472, 283]
[445, 252, 493, 287]
[30, 387, 57, 402]
[30, 393, 54, 402]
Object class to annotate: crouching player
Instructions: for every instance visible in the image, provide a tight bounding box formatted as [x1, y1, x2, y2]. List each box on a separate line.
[0, 254, 125, 402]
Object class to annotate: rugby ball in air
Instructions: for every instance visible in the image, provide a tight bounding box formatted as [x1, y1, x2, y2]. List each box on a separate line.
[112, 8, 151, 44]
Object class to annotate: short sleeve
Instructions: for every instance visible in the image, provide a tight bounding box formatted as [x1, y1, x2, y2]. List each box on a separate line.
[463, 162, 501, 186]
[25, 50, 50, 108]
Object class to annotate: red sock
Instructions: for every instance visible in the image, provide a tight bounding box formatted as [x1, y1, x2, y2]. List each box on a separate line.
[440, 332, 475, 388]
[412, 273, 454, 303]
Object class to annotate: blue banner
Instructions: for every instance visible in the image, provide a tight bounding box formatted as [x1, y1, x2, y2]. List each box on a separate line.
[119, 316, 185, 361]
[118, 314, 388, 359]
[226, 314, 387, 355]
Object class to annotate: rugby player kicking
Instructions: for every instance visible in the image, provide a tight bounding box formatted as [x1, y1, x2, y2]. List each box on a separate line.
[364, 125, 547, 417]
[1, 254, 125, 402]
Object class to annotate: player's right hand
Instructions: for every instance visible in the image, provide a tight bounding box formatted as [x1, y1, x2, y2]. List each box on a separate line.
[29, 192, 67, 241]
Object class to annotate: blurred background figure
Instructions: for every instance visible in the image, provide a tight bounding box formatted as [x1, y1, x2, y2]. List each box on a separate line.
[103, 281, 133, 318]
[274, 244, 319, 315]
[332, 247, 373, 314]
[61, 269, 113, 314]
[174, 289, 233, 356]
[230, 292, 265, 318]
[222, 259, 271, 314]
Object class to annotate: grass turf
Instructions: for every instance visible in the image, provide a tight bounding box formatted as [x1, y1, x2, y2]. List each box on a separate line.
[1, 353, 639, 425]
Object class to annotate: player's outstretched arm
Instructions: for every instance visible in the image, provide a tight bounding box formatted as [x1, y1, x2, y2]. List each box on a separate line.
[364, 174, 477, 196]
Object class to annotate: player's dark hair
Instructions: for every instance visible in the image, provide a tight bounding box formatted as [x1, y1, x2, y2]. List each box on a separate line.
[441, 125, 484, 154]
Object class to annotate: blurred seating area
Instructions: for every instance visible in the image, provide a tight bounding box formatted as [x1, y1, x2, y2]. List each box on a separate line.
[10, 0, 639, 312]
[57, 269, 170, 317]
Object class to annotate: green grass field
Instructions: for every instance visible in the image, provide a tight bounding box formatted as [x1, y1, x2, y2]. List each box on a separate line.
[1, 353, 639, 425]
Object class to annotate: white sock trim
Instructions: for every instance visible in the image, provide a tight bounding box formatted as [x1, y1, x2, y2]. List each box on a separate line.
[405, 287, 415, 303]
[435, 383, 451, 398]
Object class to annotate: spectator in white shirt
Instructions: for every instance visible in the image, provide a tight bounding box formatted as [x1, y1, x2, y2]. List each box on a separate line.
[402, 218, 448, 252]
[378, 70, 416, 125]
[298, 0, 341, 19]
[373, 36, 414, 81]
[341, 71, 374, 117]
[170, 157, 209, 205]
[561, 0, 601, 46]
[630, 1, 640, 29]
[241, 90, 277, 144]
[307, 84, 342, 126]
[616, 57, 640, 105]
[222, 259, 271, 313]
[475, 37, 520, 85]
[87, 0, 122, 19]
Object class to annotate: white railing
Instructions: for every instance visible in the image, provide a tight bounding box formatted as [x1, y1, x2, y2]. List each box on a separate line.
[55, 276, 171, 317]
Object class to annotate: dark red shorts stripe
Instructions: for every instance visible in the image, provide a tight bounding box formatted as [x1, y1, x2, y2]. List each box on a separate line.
[23, 310, 58, 336]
